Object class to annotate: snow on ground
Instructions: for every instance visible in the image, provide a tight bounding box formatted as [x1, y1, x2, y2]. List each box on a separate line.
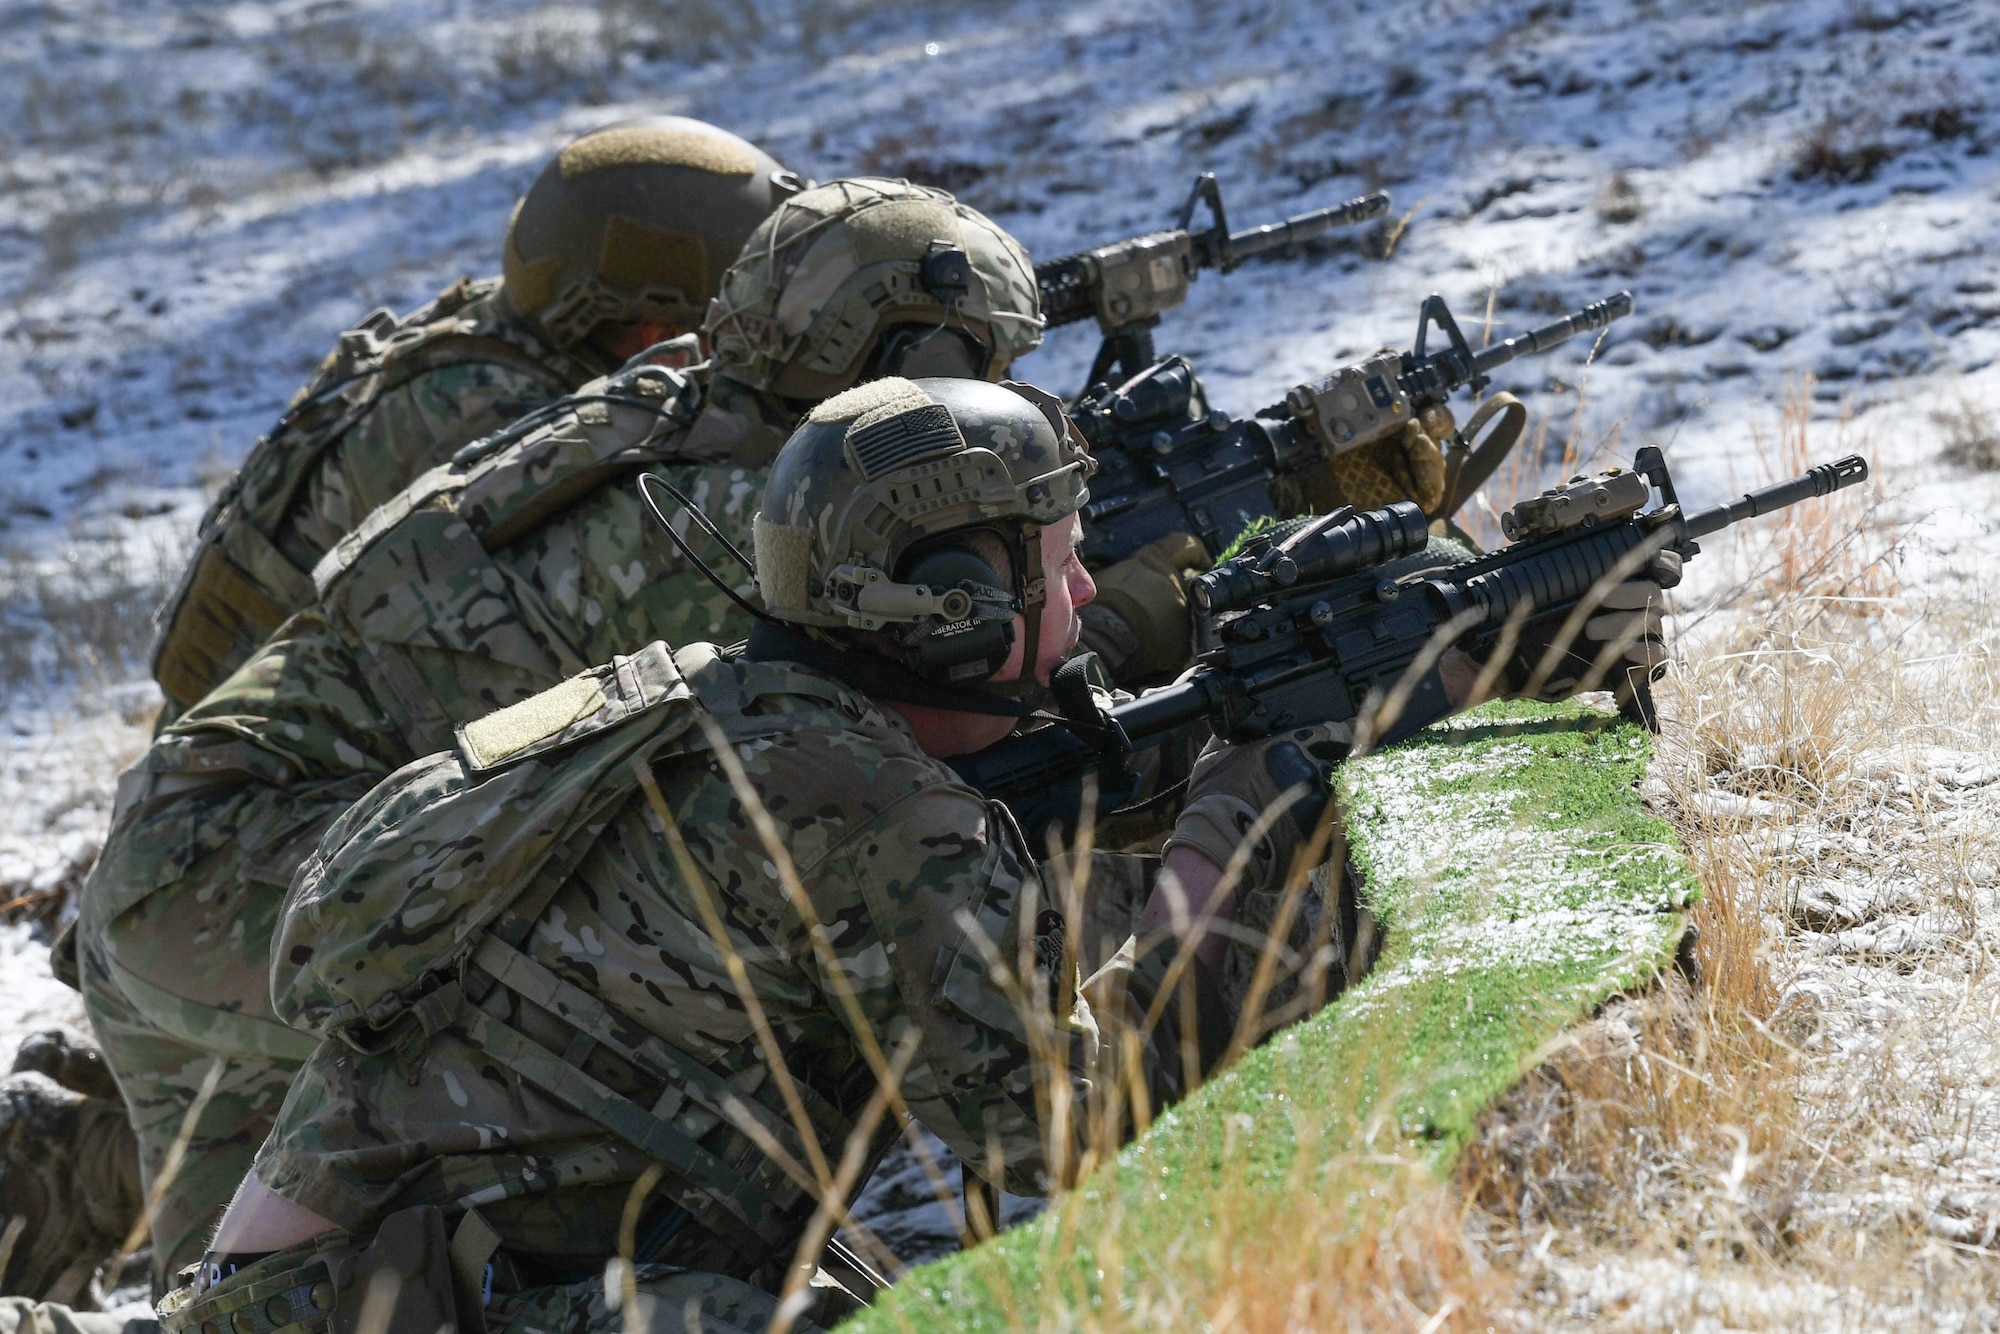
[8, 0, 2000, 1286]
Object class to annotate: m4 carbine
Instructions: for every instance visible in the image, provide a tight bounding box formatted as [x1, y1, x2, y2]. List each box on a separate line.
[952, 448, 1870, 830]
[1071, 290, 1634, 569]
[1035, 173, 1392, 390]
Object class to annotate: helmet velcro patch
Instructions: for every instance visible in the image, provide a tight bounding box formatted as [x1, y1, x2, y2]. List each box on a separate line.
[806, 375, 929, 425]
[847, 199, 962, 267]
[559, 125, 759, 180]
[846, 403, 965, 479]
[753, 516, 815, 613]
[598, 216, 707, 297]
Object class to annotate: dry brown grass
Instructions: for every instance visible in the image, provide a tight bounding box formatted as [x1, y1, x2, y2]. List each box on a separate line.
[1448, 386, 2000, 1326]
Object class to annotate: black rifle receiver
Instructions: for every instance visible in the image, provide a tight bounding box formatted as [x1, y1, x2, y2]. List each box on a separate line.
[952, 448, 1870, 836]
[1070, 290, 1636, 572]
[1035, 174, 1392, 388]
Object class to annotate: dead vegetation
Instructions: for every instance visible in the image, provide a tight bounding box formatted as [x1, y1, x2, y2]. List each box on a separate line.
[0, 534, 182, 704]
[1448, 386, 2000, 1326]
[1934, 393, 2000, 472]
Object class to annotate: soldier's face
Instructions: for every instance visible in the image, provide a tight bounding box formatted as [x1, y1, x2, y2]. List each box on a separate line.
[996, 513, 1094, 685]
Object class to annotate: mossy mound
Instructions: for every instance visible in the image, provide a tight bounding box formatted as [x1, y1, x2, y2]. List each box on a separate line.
[845, 699, 1696, 1331]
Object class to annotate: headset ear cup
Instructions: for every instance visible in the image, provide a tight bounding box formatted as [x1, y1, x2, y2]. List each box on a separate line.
[896, 545, 1017, 686]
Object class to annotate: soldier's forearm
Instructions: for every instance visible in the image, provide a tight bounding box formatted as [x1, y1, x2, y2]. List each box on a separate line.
[1138, 846, 1232, 975]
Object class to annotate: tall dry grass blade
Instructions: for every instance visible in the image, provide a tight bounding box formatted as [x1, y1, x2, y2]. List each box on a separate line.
[629, 757, 832, 1196]
[612, 1162, 664, 1334]
[769, 1028, 920, 1334]
[103, 1055, 225, 1295]
[0, 1215, 24, 1291]
[628, 757, 902, 1279]
[681, 720, 966, 1239]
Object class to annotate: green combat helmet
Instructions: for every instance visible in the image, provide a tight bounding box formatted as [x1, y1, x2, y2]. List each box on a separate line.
[502, 116, 800, 350]
[753, 376, 1093, 687]
[706, 179, 1044, 406]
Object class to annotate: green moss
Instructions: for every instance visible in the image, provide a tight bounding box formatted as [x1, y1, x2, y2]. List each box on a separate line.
[844, 700, 1695, 1331]
[1213, 514, 1278, 563]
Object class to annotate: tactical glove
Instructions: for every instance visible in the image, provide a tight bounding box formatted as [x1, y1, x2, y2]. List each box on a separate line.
[1292, 403, 1455, 518]
[1500, 547, 1681, 709]
[1162, 721, 1352, 894]
[1076, 532, 1212, 683]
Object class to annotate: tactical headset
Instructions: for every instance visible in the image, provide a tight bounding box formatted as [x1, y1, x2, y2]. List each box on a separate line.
[888, 525, 1030, 686]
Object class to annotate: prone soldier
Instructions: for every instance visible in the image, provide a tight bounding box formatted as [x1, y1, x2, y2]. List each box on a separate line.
[63, 179, 1043, 1298]
[169, 375, 1677, 1334]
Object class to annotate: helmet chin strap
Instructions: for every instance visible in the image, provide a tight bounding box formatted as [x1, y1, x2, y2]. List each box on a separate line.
[988, 521, 1054, 712]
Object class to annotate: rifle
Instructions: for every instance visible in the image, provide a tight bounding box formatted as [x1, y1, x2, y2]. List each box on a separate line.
[1035, 173, 1392, 390]
[1070, 290, 1635, 569]
[952, 448, 1870, 833]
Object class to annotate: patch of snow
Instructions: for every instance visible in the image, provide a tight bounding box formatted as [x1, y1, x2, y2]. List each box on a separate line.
[6, 0, 2000, 1293]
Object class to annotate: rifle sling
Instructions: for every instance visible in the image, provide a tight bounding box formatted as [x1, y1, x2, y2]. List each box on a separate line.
[467, 934, 852, 1162]
[745, 622, 1042, 719]
[455, 997, 799, 1262]
[1443, 392, 1528, 518]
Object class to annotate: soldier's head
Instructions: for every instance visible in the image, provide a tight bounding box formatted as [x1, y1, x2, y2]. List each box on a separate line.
[754, 377, 1096, 703]
[502, 117, 799, 364]
[704, 179, 1043, 422]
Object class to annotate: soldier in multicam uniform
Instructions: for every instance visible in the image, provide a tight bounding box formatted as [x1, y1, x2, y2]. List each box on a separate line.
[2, 115, 796, 1312]
[164, 375, 1354, 1334]
[148, 116, 797, 726]
[64, 179, 1044, 1301]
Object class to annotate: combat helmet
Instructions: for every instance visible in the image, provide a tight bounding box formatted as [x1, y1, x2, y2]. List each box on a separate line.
[753, 376, 1094, 686]
[706, 178, 1044, 404]
[502, 116, 799, 351]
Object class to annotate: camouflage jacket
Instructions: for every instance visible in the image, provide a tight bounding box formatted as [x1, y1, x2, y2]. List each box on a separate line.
[255, 642, 1092, 1285]
[151, 276, 599, 721]
[84, 365, 787, 1037]
[153, 362, 785, 769]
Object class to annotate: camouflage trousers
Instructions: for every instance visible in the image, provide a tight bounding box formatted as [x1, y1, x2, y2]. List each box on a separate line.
[488, 1267, 829, 1334]
[78, 774, 348, 1295]
[0, 1299, 159, 1334]
[163, 1240, 826, 1334]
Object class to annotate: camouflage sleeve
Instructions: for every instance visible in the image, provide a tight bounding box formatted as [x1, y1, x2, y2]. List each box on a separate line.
[809, 785, 1093, 1198]
[278, 360, 563, 570]
[502, 463, 767, 665]
[166, 609, 410, 779]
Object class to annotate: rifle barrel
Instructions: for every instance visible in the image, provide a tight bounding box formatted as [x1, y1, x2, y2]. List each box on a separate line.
[1219, 191, 1391, 266]
[1685, 454, 1869, 540]
[1470, 291, 1634, 376]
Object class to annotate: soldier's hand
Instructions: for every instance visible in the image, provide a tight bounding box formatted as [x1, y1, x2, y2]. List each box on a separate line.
[1163, 721, 1352, 896]
[1076, 532, 1212, 683]
[1499, 547, 1681, 710]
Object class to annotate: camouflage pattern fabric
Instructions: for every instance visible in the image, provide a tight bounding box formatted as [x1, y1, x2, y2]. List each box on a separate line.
[483, 1264, 829, 1334]
[156, 1233, 826, 1334]
[0, 1071, 143, 1303]
[250, 644, 1103, 1289]
[274, 336, 577, 571]
[151, 277, 592, 722]
[0, 1299, 159, 1334]
[80, 365, 776, 1294]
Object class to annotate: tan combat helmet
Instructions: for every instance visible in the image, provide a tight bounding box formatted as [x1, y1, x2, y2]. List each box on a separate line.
[706, 178, 1044, 404]
[502, 116, 799, 351]
[753, 376, 1092, 685]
